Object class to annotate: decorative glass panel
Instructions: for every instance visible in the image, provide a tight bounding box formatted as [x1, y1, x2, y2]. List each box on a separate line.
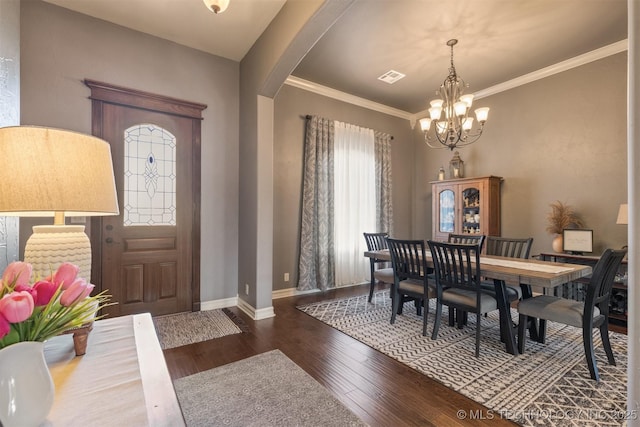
[439, 190, 455, 233]
[123, 124, 176, 226]
[462, 187, 480, 234]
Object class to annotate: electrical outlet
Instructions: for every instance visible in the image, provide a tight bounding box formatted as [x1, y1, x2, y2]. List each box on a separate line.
[284, 272, 290, 282]
[245, 283, 249, 295]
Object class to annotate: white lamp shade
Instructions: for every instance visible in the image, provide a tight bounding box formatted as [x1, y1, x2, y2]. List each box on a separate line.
[474, 107, 490, 122]
[429, 107, 442, 120]
[430, 99, 444, 108]
[0, 126, 119, 218]
[419, 118, 432, 132]
[462, 117, 474, 131]
[459, 94, 474, 107]
[454, 101, 467, 117]
[616, 203, 628, 225]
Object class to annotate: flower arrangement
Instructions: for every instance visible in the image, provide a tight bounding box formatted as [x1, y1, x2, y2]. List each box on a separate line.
[546, 200, 585, 235]
[0, 261, 110, 349]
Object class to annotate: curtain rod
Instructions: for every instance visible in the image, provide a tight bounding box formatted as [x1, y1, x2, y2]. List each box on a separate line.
[305, 115, 394, 140]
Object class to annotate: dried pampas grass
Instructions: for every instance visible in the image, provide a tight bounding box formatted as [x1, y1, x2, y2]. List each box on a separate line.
[546, 200, 585, 235]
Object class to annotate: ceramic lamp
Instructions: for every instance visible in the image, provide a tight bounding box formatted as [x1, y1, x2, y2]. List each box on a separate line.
[0, 126, 119, 281]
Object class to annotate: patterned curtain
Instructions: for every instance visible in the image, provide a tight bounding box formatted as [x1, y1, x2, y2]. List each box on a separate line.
[375, 131, 393, 235]
[297, 116, 335, 291]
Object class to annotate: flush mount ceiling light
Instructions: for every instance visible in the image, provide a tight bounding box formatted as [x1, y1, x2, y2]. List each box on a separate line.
[419, 39, 490, 150]
[203, 0, 229, 14]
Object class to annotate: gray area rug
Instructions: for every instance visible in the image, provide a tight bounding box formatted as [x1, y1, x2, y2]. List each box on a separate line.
[153, 309, 243, 350]
[298, 291, 628, 427]
[174, 349, 367, 427]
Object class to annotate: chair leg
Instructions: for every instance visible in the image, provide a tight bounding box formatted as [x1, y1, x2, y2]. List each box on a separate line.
[457, 310, 464, 329]
[517, 314, 528, 354]
[368, 261, 375, 303]
[583, 327, 599, 381]
[600, 323, 616, 366]
[475, 312, 481, 357]
[431, 302, 442, 340]
[537, 319, 547, 344]
[415, 299, 422, 316]
[448, 308, 455, 326]
[390, 288, 400, 324]
[422, 300, 428, 336]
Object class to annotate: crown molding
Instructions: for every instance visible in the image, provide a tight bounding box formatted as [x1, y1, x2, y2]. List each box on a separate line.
[474, 39, 628, 100]
[286, 40, 627, 128]
[284, 75, 414, 121]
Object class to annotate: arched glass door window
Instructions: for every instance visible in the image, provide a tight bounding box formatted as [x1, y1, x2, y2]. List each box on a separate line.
[123, 124, 176, 226]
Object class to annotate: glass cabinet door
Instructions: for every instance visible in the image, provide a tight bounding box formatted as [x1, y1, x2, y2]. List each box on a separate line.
[462, 187, 480, 234]
[439, 189, 455, 233]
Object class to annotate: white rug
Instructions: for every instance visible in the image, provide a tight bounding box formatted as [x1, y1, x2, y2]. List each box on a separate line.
[298, 291, 628, 427]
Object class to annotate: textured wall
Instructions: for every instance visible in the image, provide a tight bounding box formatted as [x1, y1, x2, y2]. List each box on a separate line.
[273, 84, 414, 291]
[19, 1, 240, 301]
[0, 0, 20, 270]
[414, 52, 628, 256]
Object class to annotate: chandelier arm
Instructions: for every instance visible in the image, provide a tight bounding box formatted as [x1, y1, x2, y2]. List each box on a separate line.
[423, 133, 451, 149]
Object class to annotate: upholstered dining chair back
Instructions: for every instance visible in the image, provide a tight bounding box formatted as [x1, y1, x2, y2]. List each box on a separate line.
[363, 232, 392, 302]
[485, 236, 533, 259]
[386, 238, 435, 336]
[447, 233, 486, 253]
[428, 240, 497, 357]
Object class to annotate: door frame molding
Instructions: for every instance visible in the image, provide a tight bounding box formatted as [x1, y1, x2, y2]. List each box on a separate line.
[84, 79, 207, 311]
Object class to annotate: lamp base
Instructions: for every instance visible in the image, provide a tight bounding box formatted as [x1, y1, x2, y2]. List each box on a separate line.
[24, 225, 92, 282]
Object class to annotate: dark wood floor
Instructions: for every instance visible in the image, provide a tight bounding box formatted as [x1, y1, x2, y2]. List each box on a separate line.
[163, 283, 524, 427]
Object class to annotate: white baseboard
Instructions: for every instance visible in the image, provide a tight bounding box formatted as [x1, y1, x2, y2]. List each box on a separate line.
[199, 282, 368, 318]
[237, 297, 275, 320]
[272, 287, 320, 299]
[200, 296, 238, 311]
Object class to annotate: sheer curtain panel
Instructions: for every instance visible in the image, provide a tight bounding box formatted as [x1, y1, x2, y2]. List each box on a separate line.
[333, 121, 376, 286]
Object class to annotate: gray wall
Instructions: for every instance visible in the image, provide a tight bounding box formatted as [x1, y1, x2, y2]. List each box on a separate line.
[414, 52, 628, 256]
[0, 0, 20, 270]
[20, 0, 240, 302]
[273, 84, 414, 290]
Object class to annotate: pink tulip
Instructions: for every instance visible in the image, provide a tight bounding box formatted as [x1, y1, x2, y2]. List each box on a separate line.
[14, 284, 37, 301]
[2, 262, 33, 287]
[53, 263, 80, 290]
[0, 313, 10, 339]
[0, 291, 35, 323]
[60, 279, 94, 307]
[32, 280, 59, 306]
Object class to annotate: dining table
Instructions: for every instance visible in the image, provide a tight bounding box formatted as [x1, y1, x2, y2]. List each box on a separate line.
[364, 248, 592, 355]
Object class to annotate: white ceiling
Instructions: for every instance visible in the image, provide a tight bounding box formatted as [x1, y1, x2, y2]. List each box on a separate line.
[43, 0, 628, 114]
[42, 0, 287, 62]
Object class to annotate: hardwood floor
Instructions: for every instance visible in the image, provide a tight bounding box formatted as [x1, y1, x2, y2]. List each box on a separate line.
[163, 283, 519, 426]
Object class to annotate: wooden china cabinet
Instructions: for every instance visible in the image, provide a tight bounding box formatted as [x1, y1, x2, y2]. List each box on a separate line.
[431, 176, 503, 241]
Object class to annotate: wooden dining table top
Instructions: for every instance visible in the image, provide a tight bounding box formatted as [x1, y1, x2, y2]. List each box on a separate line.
[364, 249, 593, 290]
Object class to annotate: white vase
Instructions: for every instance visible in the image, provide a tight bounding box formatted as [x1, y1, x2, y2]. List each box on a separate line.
[552, 234, 564, 253]
[0, 342, 54, 427]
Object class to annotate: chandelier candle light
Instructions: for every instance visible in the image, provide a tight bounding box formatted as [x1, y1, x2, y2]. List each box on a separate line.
[419, 39, 490, 150]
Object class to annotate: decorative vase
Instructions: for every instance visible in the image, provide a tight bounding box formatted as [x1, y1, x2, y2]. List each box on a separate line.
[552, 234, 563, 253]
[0, 342, 54, 427]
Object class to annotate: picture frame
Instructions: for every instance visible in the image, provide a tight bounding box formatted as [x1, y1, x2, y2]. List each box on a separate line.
[562, 229, 593, 254]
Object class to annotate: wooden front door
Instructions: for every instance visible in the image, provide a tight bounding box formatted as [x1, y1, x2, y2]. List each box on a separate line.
[86, 80, 206, 317]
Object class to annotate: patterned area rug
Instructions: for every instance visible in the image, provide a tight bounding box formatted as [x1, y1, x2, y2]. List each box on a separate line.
[174, 349, 367, 427]
[298, 291, 628, 427]
[153, 308, 245, 350]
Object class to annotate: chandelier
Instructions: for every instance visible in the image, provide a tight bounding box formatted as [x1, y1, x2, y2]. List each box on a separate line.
[419, 39, 489, 150]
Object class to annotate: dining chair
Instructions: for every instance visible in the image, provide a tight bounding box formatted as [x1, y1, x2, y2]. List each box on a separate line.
[517, 248, 626, 381]
[387, 238, 436, 336]
[428, 240, 498, 357]
[448, 233, 486, 252]
[363, 232, 394, 303]
[446, 233, 486, 327]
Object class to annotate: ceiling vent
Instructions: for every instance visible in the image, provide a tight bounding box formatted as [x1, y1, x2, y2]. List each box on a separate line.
[377, 70, 406, 84]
